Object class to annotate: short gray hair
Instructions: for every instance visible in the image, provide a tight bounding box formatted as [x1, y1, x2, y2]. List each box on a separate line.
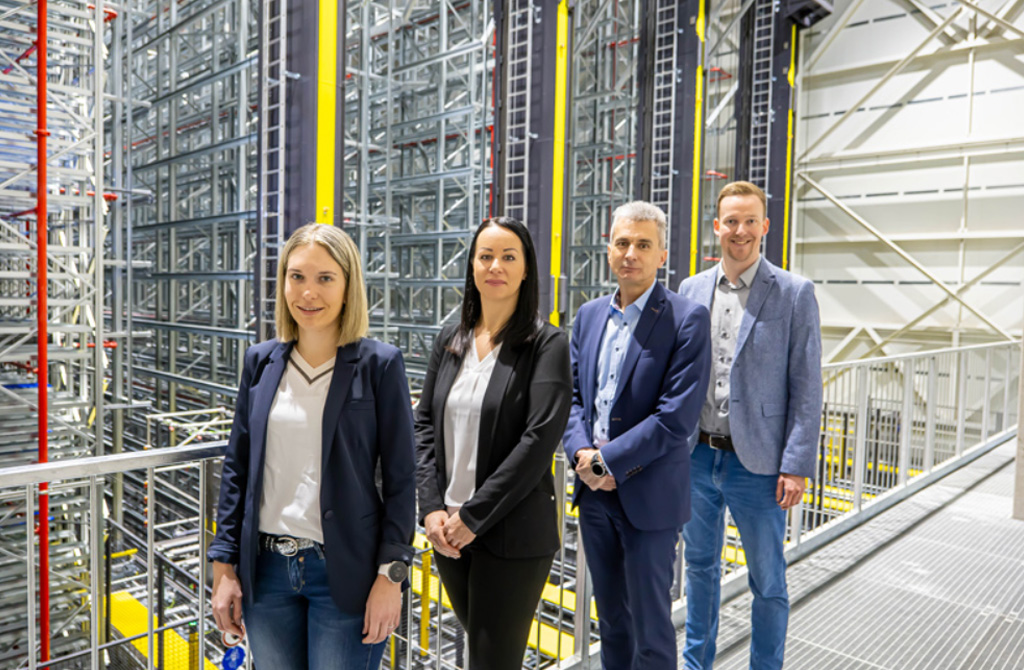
[610, 201, 667, 249]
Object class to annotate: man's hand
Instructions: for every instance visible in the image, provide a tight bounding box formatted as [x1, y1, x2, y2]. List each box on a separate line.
[424, 510, 460, 559]
[776, 473, 805, 510]
[443, 510, 477, 551]
[211, 562, 245, 637]
[362, 575, 401, 644]
[575, 449, 617, 491]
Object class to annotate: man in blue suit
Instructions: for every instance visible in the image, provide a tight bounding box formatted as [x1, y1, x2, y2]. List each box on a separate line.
[564, 201, 711, 669]
[678, 181, 823, 670]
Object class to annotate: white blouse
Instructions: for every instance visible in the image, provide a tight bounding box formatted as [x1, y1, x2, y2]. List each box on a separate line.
[258, 349, 333, 542]
[442, 338, 500, 508]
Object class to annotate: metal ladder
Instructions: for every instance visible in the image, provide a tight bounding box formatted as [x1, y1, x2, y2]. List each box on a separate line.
[648, 0, 679, 261]
[747, 0, 775, 189]
[258, 0, 288, 341]
[503, 0, 533, 223]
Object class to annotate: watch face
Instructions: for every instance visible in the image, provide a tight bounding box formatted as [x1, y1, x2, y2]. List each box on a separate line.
[388, 561, 409, 583]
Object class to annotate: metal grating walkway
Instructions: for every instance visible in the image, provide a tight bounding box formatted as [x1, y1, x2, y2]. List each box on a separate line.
[690, 440, 1024, 670]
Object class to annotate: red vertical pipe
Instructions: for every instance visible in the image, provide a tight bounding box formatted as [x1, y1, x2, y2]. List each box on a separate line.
[35, 0, 50, 661]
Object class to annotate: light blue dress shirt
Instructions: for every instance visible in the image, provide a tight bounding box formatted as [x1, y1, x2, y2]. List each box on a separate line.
[593, 280, 657, 451]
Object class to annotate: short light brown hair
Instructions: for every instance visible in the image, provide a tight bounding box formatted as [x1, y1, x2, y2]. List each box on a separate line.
[717, 181, 767, 218]
[274, 223, 369, 345]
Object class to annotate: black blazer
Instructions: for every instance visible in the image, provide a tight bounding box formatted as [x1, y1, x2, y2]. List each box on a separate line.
[415, 322, 573, 558]
[208, 338, 416, 615]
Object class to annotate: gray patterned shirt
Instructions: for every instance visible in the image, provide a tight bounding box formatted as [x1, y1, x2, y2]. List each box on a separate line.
[700, 257, 762, 436]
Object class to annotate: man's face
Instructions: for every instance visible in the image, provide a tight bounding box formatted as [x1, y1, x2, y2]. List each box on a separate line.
[714, 194, 770, 267]
[607, 218, 667, 292]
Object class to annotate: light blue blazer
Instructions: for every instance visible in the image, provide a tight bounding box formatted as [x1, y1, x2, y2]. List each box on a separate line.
[678, 259, 823, 478]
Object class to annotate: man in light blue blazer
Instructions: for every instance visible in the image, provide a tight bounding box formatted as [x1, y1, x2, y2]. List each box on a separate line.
[678, 181, 822, 670]
[564, 201, 711, 669]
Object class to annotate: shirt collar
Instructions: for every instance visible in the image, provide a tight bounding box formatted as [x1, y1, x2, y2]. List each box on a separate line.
[716, 256, 762, 289]
[610, 279, 657, 320]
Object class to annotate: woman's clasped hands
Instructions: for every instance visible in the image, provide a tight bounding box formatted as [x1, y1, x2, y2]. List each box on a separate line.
[423, 510, 477, 558]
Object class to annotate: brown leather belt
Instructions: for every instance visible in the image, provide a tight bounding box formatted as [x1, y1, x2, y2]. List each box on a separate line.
[699, 431, 735, 452]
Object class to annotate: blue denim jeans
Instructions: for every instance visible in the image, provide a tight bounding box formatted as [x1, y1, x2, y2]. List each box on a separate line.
[244, 546, 386, 670]
[682, 443, 789, 670]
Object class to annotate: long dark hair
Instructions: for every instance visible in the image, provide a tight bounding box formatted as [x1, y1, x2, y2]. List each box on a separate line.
[447, 217, 540, 356]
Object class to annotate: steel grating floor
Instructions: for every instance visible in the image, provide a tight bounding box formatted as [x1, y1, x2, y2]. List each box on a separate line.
[682, 441, 1024, 670]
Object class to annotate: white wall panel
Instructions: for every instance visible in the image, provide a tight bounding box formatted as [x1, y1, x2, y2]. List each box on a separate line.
[794, 0, 1024, 356]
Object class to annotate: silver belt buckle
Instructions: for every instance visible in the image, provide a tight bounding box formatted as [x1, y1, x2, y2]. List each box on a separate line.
[274, 536, 299, 557]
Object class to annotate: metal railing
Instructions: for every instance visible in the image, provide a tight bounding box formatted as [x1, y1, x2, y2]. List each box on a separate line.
[688, 339, 1022, 632]
[2, 341, 1019, 669]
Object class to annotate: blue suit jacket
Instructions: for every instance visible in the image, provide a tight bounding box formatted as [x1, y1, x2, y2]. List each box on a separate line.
[562, 280, 711, 531]
[679, 259, 823, 478]
[208, 337, 417, 615]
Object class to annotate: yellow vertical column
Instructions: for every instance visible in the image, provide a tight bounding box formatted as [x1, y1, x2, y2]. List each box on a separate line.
[782, 23, 797, 270]
[549, 0, 570, 326]
[689, 1, 706, 276]
[315, 0, 338, 224]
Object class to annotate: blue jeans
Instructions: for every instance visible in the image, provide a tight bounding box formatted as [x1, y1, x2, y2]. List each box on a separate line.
[244, 547, 386, 670]
[683, 443, 789, 670]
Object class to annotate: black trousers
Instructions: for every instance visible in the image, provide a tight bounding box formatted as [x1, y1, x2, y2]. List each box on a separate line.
[433, 544, 554, 670]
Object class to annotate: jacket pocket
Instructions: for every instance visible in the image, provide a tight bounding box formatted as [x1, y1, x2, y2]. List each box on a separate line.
[762, 402, 786, 417]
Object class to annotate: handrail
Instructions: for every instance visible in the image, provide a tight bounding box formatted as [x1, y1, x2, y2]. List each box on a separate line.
[1, 340, 1020, 670]
[822, 339, 1018, 370]
[0, 442, 227, 488]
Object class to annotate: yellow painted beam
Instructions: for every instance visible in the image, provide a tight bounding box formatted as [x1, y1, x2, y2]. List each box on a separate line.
[528, 618, 575, 660]
[689, 1, 707, 275]
[549, 0, 570, 326]
[315, 0, 338, 224]
[782, 23, 797, 269]
[109, 591, 217, 670]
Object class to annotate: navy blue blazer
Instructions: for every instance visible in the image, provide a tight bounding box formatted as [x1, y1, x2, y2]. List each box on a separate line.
[562, 280, 711, 531]
[208, 337, 417, 615]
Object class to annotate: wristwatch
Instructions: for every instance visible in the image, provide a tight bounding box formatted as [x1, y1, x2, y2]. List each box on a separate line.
[378, 561, 409, 584]
[590, 451, 608, 478]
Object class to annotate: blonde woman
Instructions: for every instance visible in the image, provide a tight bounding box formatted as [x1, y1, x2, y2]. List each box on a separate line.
[209, 223, 416, 669]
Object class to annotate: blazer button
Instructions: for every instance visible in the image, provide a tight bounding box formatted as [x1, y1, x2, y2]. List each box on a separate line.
[324, 510, 334, 520]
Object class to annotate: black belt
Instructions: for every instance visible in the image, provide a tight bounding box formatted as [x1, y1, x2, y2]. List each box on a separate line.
[699, 431, 735, 452]
[259, 532, 319, 557]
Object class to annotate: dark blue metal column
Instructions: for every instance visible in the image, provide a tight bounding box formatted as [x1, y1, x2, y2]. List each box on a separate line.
[495, 0, 572, 322]
[636, 0, 708, 284]
[734, 0, 831, 268]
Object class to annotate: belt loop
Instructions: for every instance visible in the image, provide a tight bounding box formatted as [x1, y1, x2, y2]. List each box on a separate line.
[314, 543, 325, 560]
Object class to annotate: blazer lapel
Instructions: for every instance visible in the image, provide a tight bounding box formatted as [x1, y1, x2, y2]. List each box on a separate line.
[477, 343, 522, 487]
[613, 282, 667, 404]
[582, 296, 612, 415]
[249, 340, 292, 490]
[698, 269, 717, 311]
[734, 260, 776, 359]
[321, 340, 362, 465]
[430, 343, 462, 482]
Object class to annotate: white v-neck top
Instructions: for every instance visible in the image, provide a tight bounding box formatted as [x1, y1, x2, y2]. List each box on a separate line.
[258, 349, 334, 542]
[442, 338, 500, 508]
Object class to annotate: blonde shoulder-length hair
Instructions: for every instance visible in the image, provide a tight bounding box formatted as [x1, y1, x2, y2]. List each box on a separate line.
[274, 223, 369, 346]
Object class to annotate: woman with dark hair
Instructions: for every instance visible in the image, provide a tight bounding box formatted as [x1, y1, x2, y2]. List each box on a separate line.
[415, 217, 573, 669]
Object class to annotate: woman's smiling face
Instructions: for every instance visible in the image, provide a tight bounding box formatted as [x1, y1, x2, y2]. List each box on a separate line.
[284, 243, 347, 339]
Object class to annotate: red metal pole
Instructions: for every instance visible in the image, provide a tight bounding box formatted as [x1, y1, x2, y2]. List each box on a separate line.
[35, 0, 51, 661]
